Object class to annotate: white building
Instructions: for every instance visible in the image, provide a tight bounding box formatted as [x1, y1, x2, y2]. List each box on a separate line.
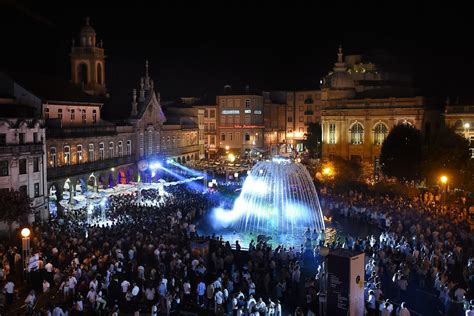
[0, 97, 47, 220]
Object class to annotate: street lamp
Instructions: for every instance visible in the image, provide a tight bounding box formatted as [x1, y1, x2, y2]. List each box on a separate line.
[21, 228, 31, 273]
[440, 175, 448, 205]
[319, 245, 329, 316]
[323, 167, 333, 177]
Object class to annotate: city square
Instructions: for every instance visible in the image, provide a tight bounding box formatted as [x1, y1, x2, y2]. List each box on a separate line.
[0, 2, 474, 316]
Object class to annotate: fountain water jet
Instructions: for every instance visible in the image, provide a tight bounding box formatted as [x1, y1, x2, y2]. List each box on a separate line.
[212, 158, 325, 242]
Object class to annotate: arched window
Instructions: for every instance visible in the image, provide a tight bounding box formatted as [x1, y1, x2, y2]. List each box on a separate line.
[350, 122, 364, 145]
[97, 63, 103, 84]
[374, 123, 388, 145]
[78, 64, 88, 84]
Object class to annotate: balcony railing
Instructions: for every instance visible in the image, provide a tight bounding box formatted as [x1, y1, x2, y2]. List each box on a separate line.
[47, 155, 135, 180]
[0, 143, 44, 155]
[304, 110, 314, 115]
[304, 98, 314, 104]
[160, 144, 201, 156]
[47, 125, 117, 138]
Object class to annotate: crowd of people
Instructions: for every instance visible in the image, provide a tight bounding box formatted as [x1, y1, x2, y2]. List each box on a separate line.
[0, 170, 472, 315]
[319, 188, 474, 315]
[0, 183, 307, 315]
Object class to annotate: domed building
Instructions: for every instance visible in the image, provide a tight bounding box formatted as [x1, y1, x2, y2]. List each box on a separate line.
[321, 46, 356, 100]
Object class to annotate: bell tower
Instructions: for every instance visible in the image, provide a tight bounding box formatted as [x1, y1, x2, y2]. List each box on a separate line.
[70, 17, 107, 96]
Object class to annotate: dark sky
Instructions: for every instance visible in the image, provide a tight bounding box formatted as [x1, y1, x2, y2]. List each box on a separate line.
[1, 1, 473, 101]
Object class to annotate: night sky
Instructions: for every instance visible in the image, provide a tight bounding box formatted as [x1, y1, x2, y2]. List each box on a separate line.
[1, 1, 473, 102]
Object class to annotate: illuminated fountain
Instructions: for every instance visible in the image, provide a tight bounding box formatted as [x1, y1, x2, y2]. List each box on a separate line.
[211, 158, 325, 243]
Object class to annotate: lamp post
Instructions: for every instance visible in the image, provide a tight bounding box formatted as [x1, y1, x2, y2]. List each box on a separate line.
[440, 175, 448, 205]
[319, 245, 329, 316]
[21, 227, 31, 274]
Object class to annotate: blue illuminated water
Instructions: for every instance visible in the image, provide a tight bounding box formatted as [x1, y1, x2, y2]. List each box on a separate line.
[208, 159, 325, 245]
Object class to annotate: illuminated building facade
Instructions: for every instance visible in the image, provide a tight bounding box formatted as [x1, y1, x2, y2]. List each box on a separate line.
[217, 86, 264, 154]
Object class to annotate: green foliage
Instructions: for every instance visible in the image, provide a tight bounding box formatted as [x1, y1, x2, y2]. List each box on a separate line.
[304, 123, 322, 158]
[331, 156, 363, 192]
[380, 124, 423, 181]
[0, 189, 32, 224]
[421, 127, 470, 186]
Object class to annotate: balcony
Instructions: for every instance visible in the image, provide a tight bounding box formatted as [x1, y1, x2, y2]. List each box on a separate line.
[47, 155, 135, 180]
[0, 143, 44, 155]
[47, 125, 117, 138]
[160, 144, 201, 157]
[304, 110, 314, 115]
[304, 98, 314, 104]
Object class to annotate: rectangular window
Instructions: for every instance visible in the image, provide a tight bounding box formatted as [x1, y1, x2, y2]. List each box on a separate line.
[0, 134, 5, 145]
[19, 158, 27, 174]
[109, 142, 114, 158]
[92, 110, 97, 124]
[44, 108, 49, 119]
[298, 95, 304, 100]
[245, 99, 251, 108]
[33, 157, 39, 172]
[221, 133, 226, 141]
[71, 109, 75, 121]
[204, 109, 209, 118]
[229, 133, 233, 141]
[299, 116, 304, 122]
[50, 147, 57, 167]
[245, 133, 250, 141]
[299, 106, 304, 112]
[82, 110, 87, 124]
[33, 132, 38, 144]
[58, 109, 63, 120]
[34, 183, 40, 198]
[88, 144, 94, 162]
[64, 146, 70, 165]
[210, 136, 215, 145]
[19, 185, 27, 196]
[127, 140, 132, 156]
[329, 123, 336, 144]
[99, 143, 104, 160]
[19, 133, 25, 144]
[77, 145, 83, 163]
[288, 117, 293, 123]
[0, 161, 8, 176]
[118, 141, 123, 157]
[210, 123, 216, 131]
[210, 110, 215, 118]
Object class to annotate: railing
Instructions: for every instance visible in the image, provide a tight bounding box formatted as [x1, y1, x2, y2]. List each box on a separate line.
[445, 105, 474, 114]
[47, 155, 135, 180]
[47, 125, 117, 138]
[304, 110, 314, 115]
[0, 143, 44, 155]
[304, 98, 314, 104]
[160, 144, 201, 156]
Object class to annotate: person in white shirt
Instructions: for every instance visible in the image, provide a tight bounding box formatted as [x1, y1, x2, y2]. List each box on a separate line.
[4, 280, 14, 306]
[214, 289, 224, 313]
[197, 281, 206, 306]
[466, 303, 474, 316]
[87, 287, 97, 306]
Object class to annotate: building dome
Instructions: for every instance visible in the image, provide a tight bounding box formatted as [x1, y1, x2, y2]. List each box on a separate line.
[328, 70, 355, 90]
[323, 46, 355, 90]
[80, 17, 96, 36]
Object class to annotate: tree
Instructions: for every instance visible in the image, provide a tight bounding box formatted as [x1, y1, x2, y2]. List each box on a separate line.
[421, 127, 470, 186]
[304, 123, 322, 158]
[380, 124, 423, 181]
[0, 189, 32, 237]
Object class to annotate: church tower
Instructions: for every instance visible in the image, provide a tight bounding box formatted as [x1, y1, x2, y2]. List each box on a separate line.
[70, 17, 107, 96]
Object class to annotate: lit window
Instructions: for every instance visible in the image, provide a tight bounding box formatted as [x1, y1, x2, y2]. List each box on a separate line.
[350, 123, 364, 145]
[329, 123, 336, 144]
[374, 123, 388, 145]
